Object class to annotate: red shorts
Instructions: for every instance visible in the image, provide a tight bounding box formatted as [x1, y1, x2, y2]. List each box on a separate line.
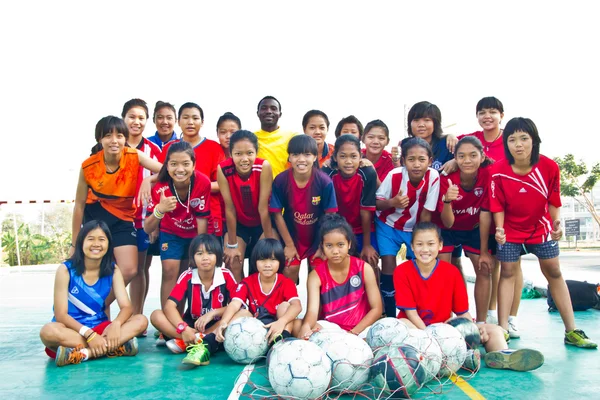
[45, 321, 111, 359]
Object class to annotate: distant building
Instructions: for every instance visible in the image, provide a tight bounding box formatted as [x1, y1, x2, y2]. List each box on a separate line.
[561, 184, 600, 241]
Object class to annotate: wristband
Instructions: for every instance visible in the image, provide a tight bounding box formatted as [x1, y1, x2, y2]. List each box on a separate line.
[442, 195, 452, 204]
[79, 326, 91, 337]
[86, 332, 97, 343]
[153, 208, 165, 219]
[225, 242, 239, 249]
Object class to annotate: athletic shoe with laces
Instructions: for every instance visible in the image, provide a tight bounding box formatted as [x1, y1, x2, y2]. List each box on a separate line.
[502, 328, 511, 344]
[107, 337, 139, 358]
[167, 333, 203, 354]
[182, 341, 210, 366]
[486, 313, 498, 325]
[462, 349, 481, 373]
[508, 317, 520, 339]
[564, 329, 598, 349]
[155, 333, 166, 347]
[484, 348, 544, 372]
[55, 344, 86, 367]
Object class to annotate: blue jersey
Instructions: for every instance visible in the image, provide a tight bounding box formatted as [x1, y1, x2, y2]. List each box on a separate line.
[52, 261, 113, 327]
[147, 131, 178, 150]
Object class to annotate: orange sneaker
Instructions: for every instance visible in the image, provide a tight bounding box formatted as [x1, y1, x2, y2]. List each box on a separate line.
[55, 345, 86, 367]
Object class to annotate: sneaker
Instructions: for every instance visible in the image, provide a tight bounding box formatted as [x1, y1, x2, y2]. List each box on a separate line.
[166, 338, 187, 354]
[182, 341, 210, 366]
[55, 345, 86, 367]
[565, 329, 598, 349]
[484, 348, 544, 372]
[508, 318, 520, 339]
[462, 349, 481, 373]
[107, 337, 139, 358]
[155, 333, 166, 347]
[502, 328, 511, 344]
[154, 330, 161, 338]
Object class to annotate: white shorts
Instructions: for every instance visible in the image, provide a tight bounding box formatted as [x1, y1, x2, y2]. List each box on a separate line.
[316, 320, 371, 339]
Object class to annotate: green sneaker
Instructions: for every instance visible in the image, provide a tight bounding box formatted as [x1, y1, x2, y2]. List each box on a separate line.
[502, 328, 511, 344]
[182, 342, 210, 366]
[55, 345, 86, 367]
[484, 348, 544, 372]
[565, 329, 598, 349]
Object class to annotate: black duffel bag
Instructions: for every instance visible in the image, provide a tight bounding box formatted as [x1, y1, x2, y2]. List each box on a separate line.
[547, 280, 599, 312]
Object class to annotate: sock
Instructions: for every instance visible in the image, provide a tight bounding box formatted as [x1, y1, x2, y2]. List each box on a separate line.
[380, 274, 396, 318]
[80, 348, 89, 361]
[508, 315, 517, 322]
[202, 333, 220, 354]
[281, 330, 292, 339]
[488, 310, 497, 318]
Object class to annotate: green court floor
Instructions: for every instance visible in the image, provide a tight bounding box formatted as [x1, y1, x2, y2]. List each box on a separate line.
[1, 266, 598, 399]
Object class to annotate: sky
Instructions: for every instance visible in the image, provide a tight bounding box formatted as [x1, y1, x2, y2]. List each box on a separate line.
[1, 1, 599, 202]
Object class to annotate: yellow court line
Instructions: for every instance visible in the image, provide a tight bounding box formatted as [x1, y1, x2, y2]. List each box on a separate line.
[450, 373, 486, 400]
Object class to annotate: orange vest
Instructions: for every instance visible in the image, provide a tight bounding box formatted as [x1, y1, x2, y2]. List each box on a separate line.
[83, 148, 139, 221]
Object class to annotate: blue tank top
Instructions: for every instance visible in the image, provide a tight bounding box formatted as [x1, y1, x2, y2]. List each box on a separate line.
[52, 260, 113, 327]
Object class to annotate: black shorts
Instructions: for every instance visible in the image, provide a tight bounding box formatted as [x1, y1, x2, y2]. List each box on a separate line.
[84, 202, 137, 247]
[235, 223, 263, 273]
[441, 228, 481, 255]
[147, 239, 161, 257]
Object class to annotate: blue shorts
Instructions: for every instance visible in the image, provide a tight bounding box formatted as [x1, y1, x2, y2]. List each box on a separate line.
[160, 232, 193, 261]
[136, 228, 150, 252]
[375, 218, 414, 259]
[497, 241, 559, 263]
[356, 231, 379, 253]
[441, 228, 481, 255]
[452, 245, 463, 258]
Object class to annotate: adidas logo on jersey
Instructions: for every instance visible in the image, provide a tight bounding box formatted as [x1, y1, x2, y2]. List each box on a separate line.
[71, 286, 79, 294]
[519, 187, 527, 193]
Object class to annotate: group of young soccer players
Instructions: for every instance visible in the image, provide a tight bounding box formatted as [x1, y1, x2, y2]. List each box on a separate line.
[40, 95, 597, 372]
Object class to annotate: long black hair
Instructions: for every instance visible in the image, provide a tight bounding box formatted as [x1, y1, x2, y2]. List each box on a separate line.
[318, 214, 359, 256]
[454, 136, 494, 167]
[69, 220, 115, 278]
[331, 134, 361, 170]
[157, 141, 196, 183]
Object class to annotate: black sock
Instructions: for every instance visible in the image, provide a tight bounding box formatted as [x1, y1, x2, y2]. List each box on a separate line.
[380, 274, 396, 318]
[202, 333, 220, 354]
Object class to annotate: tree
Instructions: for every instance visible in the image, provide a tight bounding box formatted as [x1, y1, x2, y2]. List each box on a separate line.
[554, 154, 600, 230]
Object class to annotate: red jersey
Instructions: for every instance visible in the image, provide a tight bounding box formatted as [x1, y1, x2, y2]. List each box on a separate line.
[169, 267, 237, 320]
[232, 273, 299, 316]
[269, 169, 338, 259]
[219, 157, 265, 227]
[134, 138, 162, 229]
[161, 138, 226, 236]
[323, 165, 377, 234]
[147, 171, 211, 238]
[362, 149, 395, 182]
[458, 131, 505, 163]
[490, 155, 561, 244]
[435, 167, 491, 231]
[314, 256, 372, 331]
[394, 260, 469, 326]
[376, 167, 440, 232]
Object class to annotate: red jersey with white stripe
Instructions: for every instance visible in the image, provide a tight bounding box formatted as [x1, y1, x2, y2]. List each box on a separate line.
[376, 167, 440, 232]
[146, 171, 211, 238]
[458, 131, 505, 163]
[394, 260, 469, 326]
[362, 149, 395, 182]
[490, 155, 561, 244]
[134, 138, 162, 229]
[232, 273, 299, 316]
[435, 166, 491, 231]
[314, 256, 371, 332]
[169, 267, 237, 320]
[219, 157, 264, 227]
[322, 165, 377, 234]
[161, 138, 226, 236]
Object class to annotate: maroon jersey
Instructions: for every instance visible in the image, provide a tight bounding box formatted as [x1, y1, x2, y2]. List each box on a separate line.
[394, 260, 469, 326]
[362, 148, 395, 182]
[435, 166, 491, 231]
[490, 155, 561, 244]
[219, 157, 264, 227]
[314, 256, 371, 331]
[134, 138, 162, 229]
[147, 171, 211, 238]
[232, 273, 299, 316]
[323, 165, 377, 234]
[169, 267, 237, 320]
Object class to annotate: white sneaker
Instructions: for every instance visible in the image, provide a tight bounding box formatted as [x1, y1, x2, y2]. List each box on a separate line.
[508, 317, 520, 339]
[155, 333, 166, 347]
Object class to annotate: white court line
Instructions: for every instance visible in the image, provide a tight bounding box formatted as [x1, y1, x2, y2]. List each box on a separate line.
[228, 364, 255, 400]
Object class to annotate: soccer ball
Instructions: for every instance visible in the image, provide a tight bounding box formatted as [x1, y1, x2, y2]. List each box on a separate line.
[366, 318, 409, 350]
[268, 339, 332, 400]
[370, 344, 427, 399]
[425, 323, 467, 377]
[309, 331, 373, 392]
[402, 328, 443, 382]
[446, 317, 481, 349]
[224, 317, 268, 364]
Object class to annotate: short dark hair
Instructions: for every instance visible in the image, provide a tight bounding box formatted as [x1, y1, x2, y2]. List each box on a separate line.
[476, 97, 504, 114]
[411, 221, 442, 243]
[454, 136, 494, 167]
[363, 119, 390, 140]
[217, 112, 242, 131]
[334, 115, 363, 138]
[257, 96, 282, 112]
[302, 110, 330, 130]
[188, 234, 223, 269]
[94, 115, 129, 143]
[407, 101, 443, 142]
[318, 214, 358, 256]
[249, 238, 286, 274]
[178, 102, 204, 120]
[121, 98, 149, 119]
[230, 130, 258, 153]
[401, 137, 433, 160]
[287, 134, 318, 157]
[68, 220, 115, 278]
[331, 134, 361, 169]
[153, 101, 177, 121]
[502, 117, 542, 166]
[157, 141, 196, 182]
